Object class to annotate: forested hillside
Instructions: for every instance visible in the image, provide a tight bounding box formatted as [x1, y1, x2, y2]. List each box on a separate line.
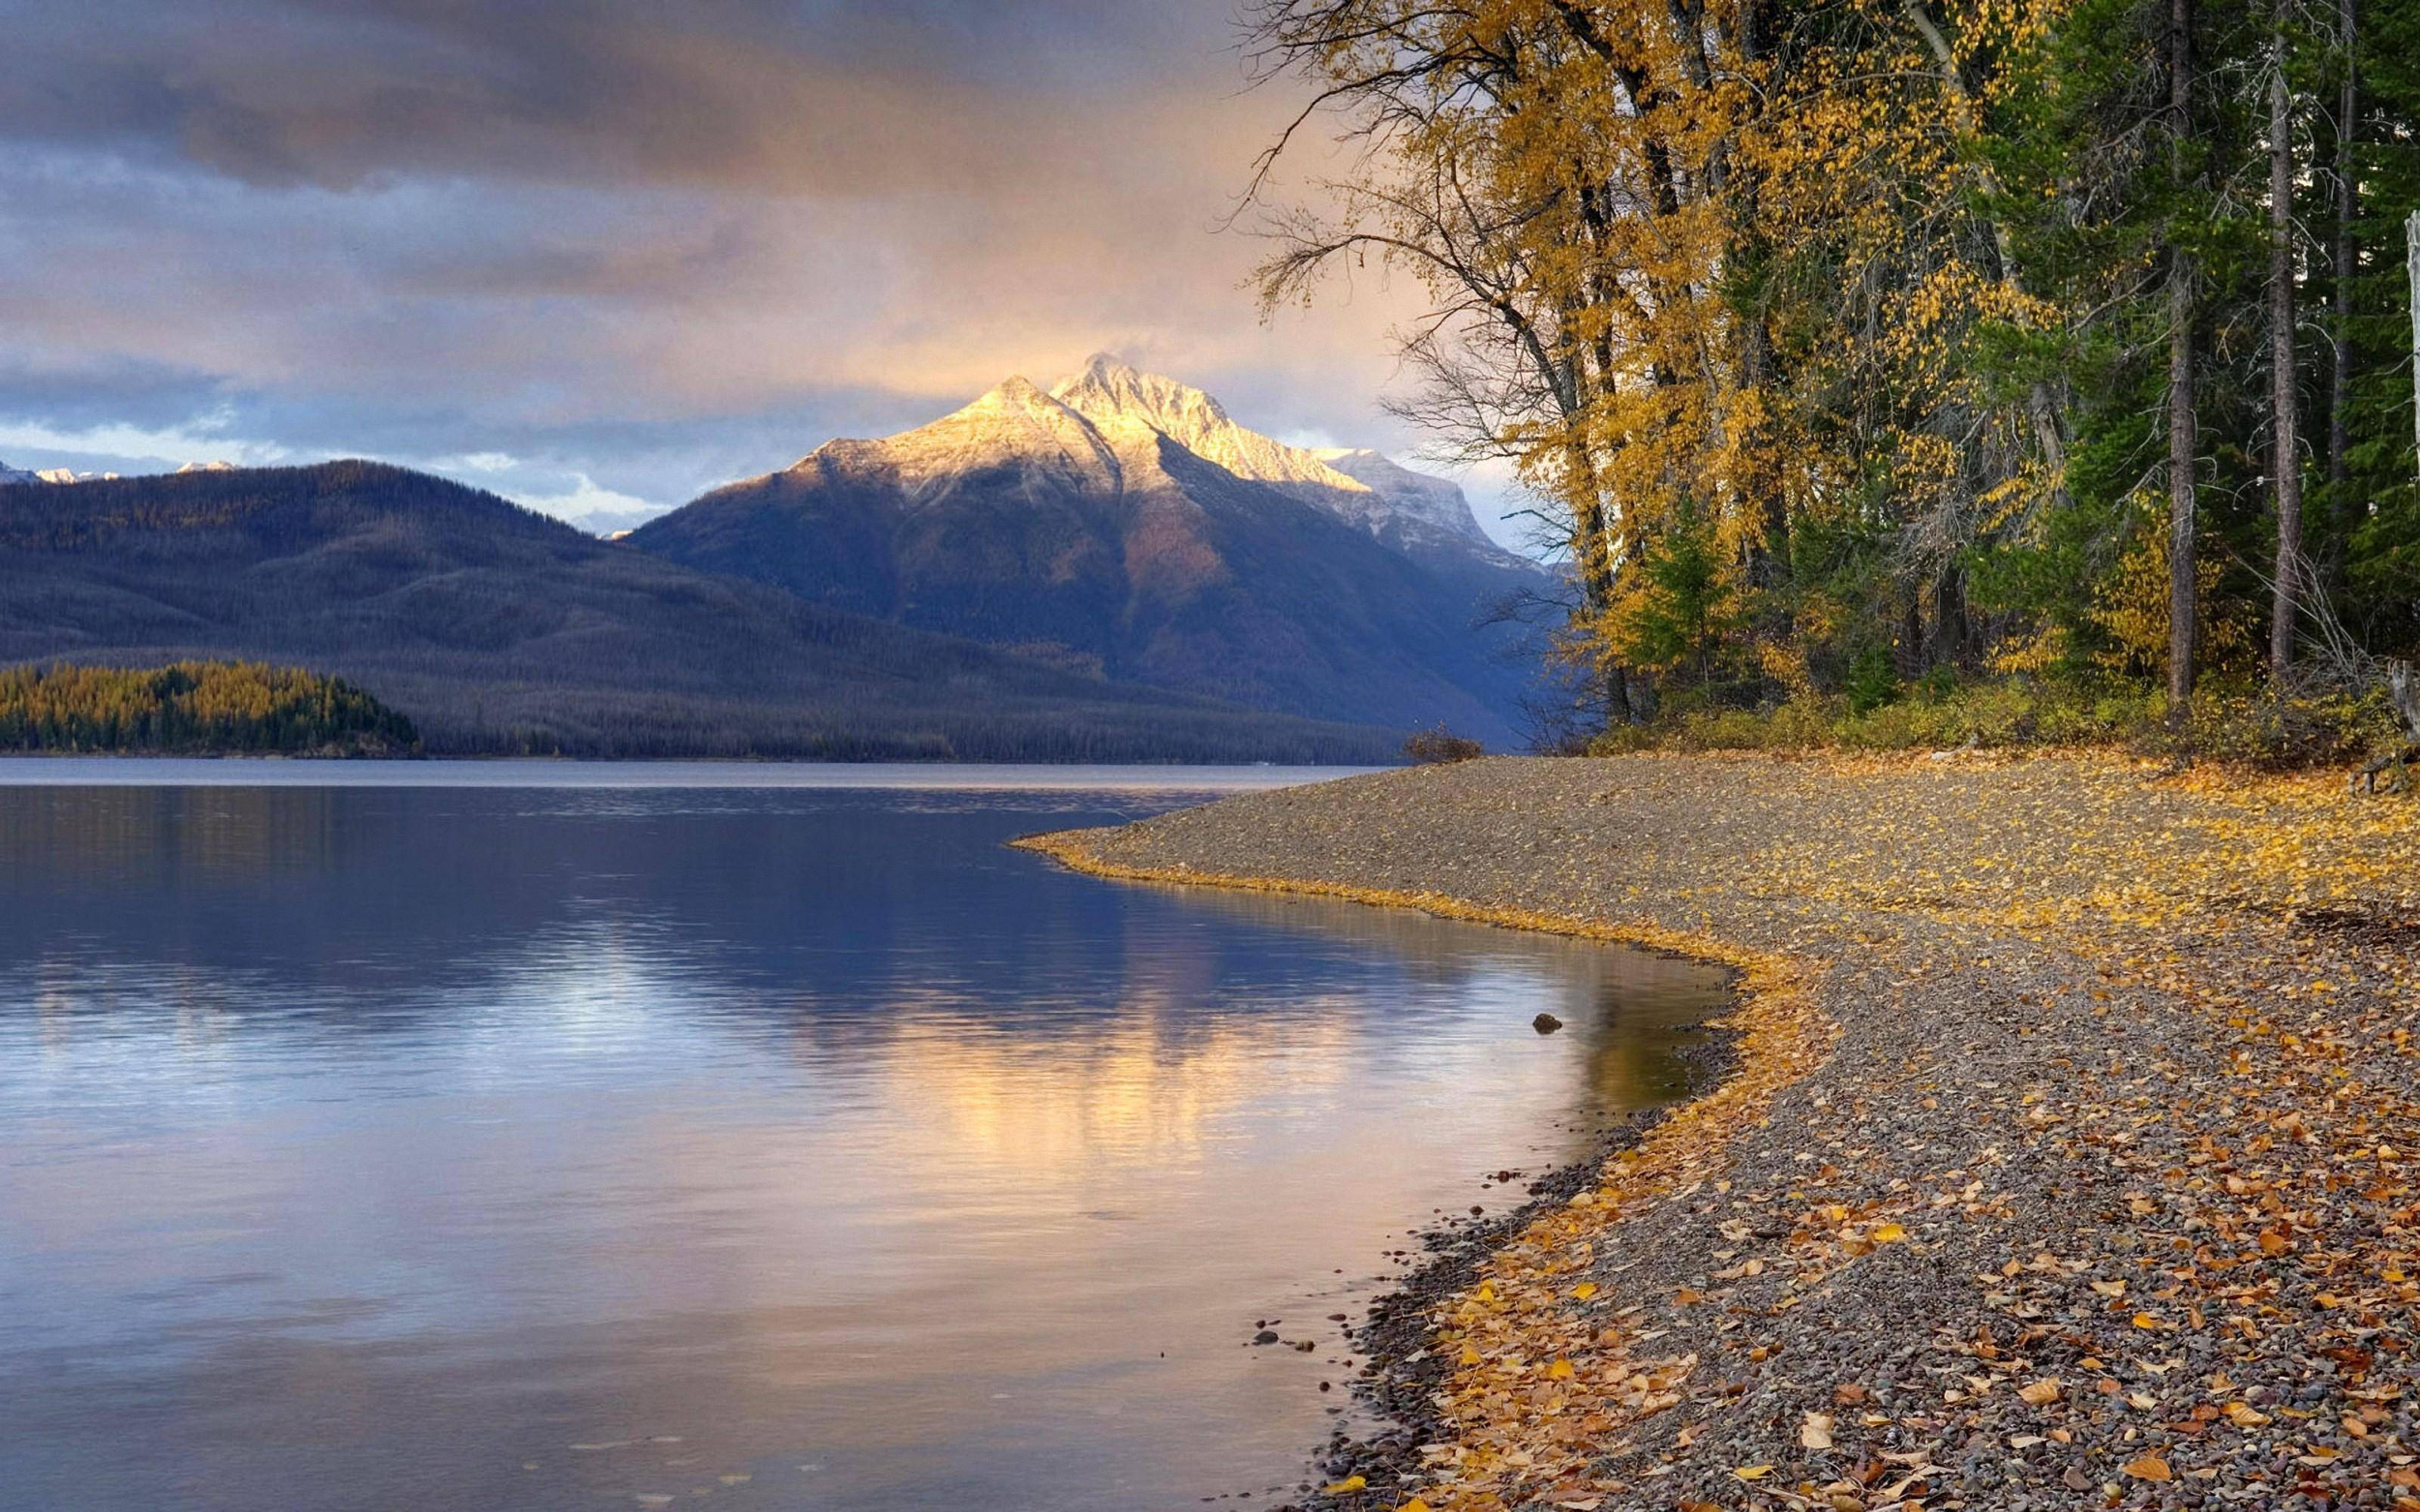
[0, 662, 417, 755]
[0, 462, 1400, 761]
[1249, 0, 2419, 756]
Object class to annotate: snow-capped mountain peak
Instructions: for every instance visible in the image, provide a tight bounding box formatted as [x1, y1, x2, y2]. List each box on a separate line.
[1047, 355, 1515, 559]
[1313, 448, 1494, 548]
[0, 461, 123, 485]
[794, 373, 1122, 502]
[1050, 353, 1373, 501]
[763, 355, 1522, 567]
[1051, 353, 1230, 429]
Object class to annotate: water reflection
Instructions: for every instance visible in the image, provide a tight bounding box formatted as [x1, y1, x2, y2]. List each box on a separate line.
[0, 779, 1727, 1512]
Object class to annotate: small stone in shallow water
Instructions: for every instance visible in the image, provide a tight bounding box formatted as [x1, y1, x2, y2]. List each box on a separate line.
[1532, 1012, 1563, 1033]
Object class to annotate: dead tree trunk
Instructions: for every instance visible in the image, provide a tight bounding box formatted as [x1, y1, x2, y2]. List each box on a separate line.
[2167, 0, 2201, 717]
[2269, 48, 2305, 684]
[2352, 662, 2420, 792]
[2326, 0, 2356, 587]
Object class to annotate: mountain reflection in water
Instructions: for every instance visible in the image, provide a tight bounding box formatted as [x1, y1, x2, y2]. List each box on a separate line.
[0, 772, 1727, 1512]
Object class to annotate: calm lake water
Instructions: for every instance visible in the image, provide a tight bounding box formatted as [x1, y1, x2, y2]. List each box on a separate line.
[0, 762, 1728, 1512]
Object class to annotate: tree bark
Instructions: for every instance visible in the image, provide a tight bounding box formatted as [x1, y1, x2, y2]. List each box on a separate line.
[2326, 0, 2356, 586]
[1735, 0, 1791, 593]
[1932, 563, 1969, 670]
[2167, 0, 2201, 714]
[2270, 48, 2304, 683]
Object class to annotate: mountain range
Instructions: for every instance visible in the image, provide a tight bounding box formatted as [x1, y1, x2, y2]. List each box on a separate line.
[632, 356, 1547, 743]
[0, 358, 1553, 758]
[0, 458, 233, 485]
[0, 460, 1392, 761]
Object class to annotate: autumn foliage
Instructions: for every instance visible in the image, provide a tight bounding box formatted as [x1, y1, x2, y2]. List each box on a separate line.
[1248, 0, 2419, 751]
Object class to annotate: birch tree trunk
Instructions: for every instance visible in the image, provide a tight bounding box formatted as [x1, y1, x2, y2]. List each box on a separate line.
[2408, 211, 2420, 478]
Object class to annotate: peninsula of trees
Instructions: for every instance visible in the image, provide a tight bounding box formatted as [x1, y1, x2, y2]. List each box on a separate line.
[0, 662, 420, 756]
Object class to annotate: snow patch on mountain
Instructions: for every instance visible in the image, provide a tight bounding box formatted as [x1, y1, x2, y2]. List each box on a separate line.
[0, 463, 123, 484]
[1312, 448, 1494, 547]
[1049, 355, 1512, 559]
[797, 373, 1124, 504]
[1050, 355, 1371, 500]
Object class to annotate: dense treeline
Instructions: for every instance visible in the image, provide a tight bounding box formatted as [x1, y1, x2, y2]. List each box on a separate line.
[0, 662, 419, 755]
[1249, 0, 2419, 754]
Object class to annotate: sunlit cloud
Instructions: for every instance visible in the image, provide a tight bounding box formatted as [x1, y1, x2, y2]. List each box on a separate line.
[0, 0, 1530, 547]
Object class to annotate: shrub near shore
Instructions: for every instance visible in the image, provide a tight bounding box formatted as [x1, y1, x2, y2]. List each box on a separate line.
[1590, 677, 2409, 770]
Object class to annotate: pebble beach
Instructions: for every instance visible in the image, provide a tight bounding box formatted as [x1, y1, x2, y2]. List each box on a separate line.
[1025, 753, 2420, 1512]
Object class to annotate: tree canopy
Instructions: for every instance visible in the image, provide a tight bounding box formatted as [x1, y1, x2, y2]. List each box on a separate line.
[1249, 0, 2419, 754]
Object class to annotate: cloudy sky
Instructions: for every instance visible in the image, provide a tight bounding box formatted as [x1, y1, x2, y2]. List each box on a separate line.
[0, 0, 1519, 539]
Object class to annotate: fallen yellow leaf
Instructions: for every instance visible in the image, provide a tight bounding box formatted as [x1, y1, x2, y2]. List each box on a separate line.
[2122, 1455, 2172, 1482]
[1733, 1465, 1772, 1481]
[1546, 1358, 1575, 1380]
[1570, 1281, 1598, 1301]
[1872, 1222, 1907, 1243]
[2018, 1378, 2062, 1405]
[1323, 1475, 1367, 1494]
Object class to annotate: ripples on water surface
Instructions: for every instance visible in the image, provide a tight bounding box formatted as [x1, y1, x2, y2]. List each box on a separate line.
[0, 761, 1728, 1511]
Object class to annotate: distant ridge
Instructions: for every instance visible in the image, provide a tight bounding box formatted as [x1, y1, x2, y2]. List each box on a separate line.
[0, 460, 1400, 761]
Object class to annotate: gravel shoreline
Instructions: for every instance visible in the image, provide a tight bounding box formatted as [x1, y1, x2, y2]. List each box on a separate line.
[1292, 1012, 1748, 1512]
[1025, 754, 2420, 1512]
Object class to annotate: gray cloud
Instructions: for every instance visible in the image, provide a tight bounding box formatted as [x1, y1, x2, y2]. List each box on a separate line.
[0, 1, 1528, 548]
[8, 1, 1255, 193]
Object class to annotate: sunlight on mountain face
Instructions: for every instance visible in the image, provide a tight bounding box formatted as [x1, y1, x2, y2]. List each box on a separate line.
[621, 353, 1552, 741]
[790, 353, 1516, 560]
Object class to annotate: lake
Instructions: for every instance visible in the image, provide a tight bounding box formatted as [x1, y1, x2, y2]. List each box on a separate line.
[0, 762, 1729, 1512]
